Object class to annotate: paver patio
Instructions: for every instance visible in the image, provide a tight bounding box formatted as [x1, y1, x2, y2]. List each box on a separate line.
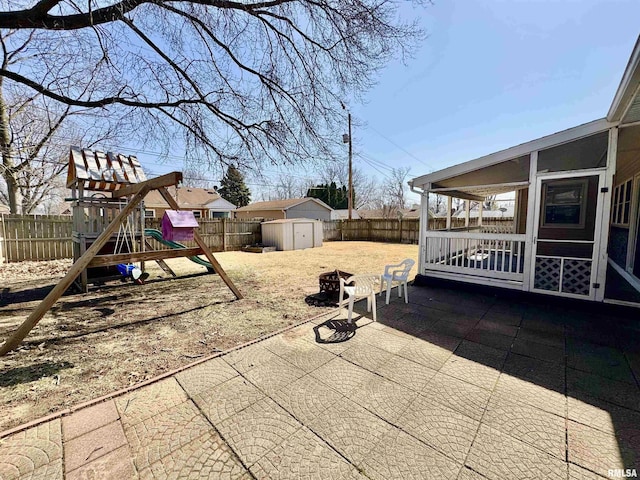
[1, 282, 639, 479]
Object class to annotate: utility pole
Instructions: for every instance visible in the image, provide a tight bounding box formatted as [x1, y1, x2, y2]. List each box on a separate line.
[347, 112, 353, 220]
[342, 104, 353, 220]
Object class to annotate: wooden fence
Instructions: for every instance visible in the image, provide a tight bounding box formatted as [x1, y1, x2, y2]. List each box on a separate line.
[144, 218, 262, 252]
[324, 219, 421, 243]
[1, 216, 262, 263]
[1, 214, 515, 263]
[0, 215, 74, 263]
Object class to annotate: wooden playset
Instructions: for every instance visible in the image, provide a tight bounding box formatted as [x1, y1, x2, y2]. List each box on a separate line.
[0, 147, 242, 355]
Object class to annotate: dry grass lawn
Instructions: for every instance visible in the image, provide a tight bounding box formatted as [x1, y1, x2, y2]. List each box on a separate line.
[0, 241, 418, 431]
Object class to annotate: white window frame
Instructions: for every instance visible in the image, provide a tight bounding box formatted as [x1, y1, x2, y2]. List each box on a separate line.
[612, 178, 633, 227]
[144, 209, 156, 218]
[192, 210, 202, 219]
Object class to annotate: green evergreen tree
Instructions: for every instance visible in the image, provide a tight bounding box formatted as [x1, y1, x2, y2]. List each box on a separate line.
[218, 166, 251, 207]
[306, 182, 355, 209]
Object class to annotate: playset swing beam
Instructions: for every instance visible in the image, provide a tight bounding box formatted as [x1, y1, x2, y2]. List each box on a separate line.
[0, 157, 243, 356]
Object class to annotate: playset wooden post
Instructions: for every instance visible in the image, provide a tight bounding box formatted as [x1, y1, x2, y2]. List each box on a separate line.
[0, 147, 242, 356]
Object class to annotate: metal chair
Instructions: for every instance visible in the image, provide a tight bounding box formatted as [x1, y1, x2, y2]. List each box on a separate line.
[380, 258, 415, 304]
[339, 274, 380, 323]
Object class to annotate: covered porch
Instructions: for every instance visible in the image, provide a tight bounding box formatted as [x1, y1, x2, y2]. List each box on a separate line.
[411, 120, 618, 302]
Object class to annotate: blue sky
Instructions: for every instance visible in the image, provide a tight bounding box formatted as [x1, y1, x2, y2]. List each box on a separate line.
[145, 0, 640, 204]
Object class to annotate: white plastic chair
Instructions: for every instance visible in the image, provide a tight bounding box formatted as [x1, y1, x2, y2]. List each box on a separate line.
[339, 274, 380, 323]
[380, 258, 415, 304]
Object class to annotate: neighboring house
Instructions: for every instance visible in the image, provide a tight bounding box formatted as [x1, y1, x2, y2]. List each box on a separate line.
[0, 204, 9, 215]
[452, 204, 515, 219]
[331, 209, 360, 220]
[144, 186, 236, 219]
[234, 198, 333, 221]
[410, 36, 640, 307]
[358, 206, 421, 219]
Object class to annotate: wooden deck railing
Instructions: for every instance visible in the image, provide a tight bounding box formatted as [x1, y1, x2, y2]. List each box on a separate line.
[424, 231, 526, 281]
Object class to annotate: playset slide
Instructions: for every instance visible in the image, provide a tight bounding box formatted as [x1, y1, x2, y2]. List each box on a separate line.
[144, 228, 214, 270]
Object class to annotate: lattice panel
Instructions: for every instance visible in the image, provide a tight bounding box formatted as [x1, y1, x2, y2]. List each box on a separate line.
[562, 259, 591, 296]
[534, 257, 561, 291]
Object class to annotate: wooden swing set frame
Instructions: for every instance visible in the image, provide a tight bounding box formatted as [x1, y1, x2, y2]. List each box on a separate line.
[0, 150, 242, 356]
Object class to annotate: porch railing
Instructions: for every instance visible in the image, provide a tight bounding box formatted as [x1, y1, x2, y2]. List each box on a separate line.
[424, 231, 526, 281]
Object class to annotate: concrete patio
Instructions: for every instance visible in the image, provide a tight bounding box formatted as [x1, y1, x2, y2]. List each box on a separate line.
[1, 282, 639, 479]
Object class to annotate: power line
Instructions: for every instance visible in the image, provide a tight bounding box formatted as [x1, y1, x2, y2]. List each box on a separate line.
[365, 124, 434, 170]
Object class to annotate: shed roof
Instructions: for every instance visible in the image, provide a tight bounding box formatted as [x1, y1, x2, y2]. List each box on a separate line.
[235, 197, 332, 212]
[262, 218, 321, 224]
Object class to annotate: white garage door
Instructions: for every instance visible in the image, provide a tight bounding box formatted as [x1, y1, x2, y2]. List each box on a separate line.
[293, 223, 313, 249]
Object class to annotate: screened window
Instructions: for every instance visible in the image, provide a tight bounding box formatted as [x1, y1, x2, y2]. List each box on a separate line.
[612, 179, 633, 227]
[144, 209, 155, 218]
[538, 131, 608, 173]
[192, 210, 202, 218]
[541, 179, 587, 228]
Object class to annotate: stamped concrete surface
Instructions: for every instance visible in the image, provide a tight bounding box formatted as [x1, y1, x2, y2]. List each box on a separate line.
[1, 283, 639, 479]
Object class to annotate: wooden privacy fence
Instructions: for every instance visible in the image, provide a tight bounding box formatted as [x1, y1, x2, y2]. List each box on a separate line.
[1, 216, 262, 263]
[145, 218, 261, 252]
[324, 219, 421, 243]
[1, 215, 515, 263]
[1, 215, 73, 263]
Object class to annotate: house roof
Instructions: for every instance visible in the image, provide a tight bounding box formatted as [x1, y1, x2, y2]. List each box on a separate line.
[331, 209, 360, 220]
[235, 197, 332, 212]
[453, 204, 515, 218]
[608, 35, 640, 124]
[357, 208, 420, 219]
[144, 186, 224, 209]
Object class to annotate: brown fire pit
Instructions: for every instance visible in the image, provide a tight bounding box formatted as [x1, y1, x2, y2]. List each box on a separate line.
[319, 270, 353, 298]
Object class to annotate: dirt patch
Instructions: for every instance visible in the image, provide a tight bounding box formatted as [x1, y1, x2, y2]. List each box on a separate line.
[0, 241, 418, 431]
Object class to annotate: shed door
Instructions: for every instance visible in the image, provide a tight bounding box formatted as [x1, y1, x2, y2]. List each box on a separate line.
[293, 223, 313, 249]
[530, 171, 605, 300]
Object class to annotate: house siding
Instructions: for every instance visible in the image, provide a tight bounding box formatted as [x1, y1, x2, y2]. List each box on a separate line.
[615, 125, 640, 185]
[145, 207, 208, 219]
[287, 202, 332, 221]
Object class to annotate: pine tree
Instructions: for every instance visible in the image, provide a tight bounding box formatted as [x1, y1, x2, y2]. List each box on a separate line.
[218, 166, 251, 207]
[306, 182, 354, 209]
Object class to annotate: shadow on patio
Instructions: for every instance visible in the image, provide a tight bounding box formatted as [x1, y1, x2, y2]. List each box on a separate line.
[1, 280, 638, 479]
[339, 280, 640, 478]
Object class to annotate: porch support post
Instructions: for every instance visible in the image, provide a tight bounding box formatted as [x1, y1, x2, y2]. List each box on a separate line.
[478, 201, 484, 227]
[522, 151, 538, 292]
[446, 196, 452, 230]
[464, 200, 470, 229]
[418, 184, 431, 275]
[594, 127, 618, 302]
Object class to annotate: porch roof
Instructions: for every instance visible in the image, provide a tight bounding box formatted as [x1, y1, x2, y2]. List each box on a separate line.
[410, 119, 612, 194]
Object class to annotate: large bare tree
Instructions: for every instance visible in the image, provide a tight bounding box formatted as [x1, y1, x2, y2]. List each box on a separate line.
[0, 0, 427, 176]
[0, 30, 126, 213]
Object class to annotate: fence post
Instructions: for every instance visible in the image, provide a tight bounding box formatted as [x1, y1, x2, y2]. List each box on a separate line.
[222, 218, 227, 251]
[399, 219, 403, 244]
[0, 214, 5, 263]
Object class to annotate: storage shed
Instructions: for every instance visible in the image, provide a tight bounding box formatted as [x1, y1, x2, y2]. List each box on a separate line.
[261, 218, 323, 251]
